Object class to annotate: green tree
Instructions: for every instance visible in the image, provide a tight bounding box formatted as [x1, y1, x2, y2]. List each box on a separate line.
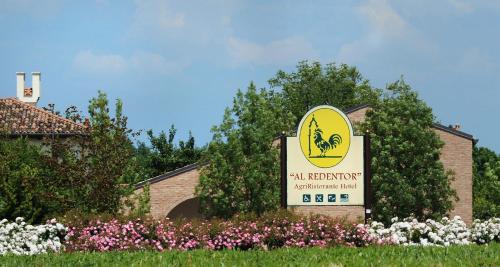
[146, 125, 203, 177]
[120, 141, 155, 184]
[473, 146, 500, 219]
[269, 61, 380, 127]
[0, 137, 47, 223]
[196, 82, 294, 218]
[42, 91, 134, 214]
[361, 79, 456, 224]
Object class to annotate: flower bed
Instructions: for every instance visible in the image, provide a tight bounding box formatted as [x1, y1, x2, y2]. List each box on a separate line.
[1, 215, 499, 255]
[0, 218, 66, 255]
[65, 215, 500, 252]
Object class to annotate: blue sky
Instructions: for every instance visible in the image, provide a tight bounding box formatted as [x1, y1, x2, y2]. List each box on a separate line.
[0, 0, 499, 152]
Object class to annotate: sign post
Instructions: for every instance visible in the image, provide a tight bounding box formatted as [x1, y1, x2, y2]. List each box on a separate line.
[281, 105, 371, 220]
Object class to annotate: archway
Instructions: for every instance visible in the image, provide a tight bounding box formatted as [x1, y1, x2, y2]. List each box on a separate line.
[166, 197, 202, 219]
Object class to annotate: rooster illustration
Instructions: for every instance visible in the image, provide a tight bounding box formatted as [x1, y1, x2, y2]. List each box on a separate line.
[313, 128, 342, 157]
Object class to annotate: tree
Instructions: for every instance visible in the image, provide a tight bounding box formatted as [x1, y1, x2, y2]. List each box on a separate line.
[269, 61, 380, 127]
[120, 141, 155, 184]
[473, 146, 500, 219]
[42, 91, 134, 215]
[146, 125, 202, 177]
[196, 82, 295, 218]
[361, 79, 456, 224]
[0, 137, 48, 223]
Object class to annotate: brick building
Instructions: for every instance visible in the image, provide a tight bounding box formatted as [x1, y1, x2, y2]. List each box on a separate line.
[135, 104, 475, 224]
[0, 72, 86, 140]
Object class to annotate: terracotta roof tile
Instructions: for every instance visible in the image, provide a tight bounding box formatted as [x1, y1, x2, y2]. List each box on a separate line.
[0, 97, 87, 135]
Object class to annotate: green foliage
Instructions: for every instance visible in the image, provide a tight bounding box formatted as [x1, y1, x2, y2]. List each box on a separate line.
[361, 79, 456, 224]
[0, 137, 47, 223]
[121, 125, 203, 184]
[119, 142, 155, 184]
[196, 82, 295, 218]
[146, 125, 203, 177]
[126, 183, 151, 218]
[473, 146, 500, 219]
[2, 244, 499, 266]
[269, 61, 380, 127]
[41, 91, 134, 215]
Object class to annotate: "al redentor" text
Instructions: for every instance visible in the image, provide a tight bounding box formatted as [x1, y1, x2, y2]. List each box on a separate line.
[290, 172, 362, 181]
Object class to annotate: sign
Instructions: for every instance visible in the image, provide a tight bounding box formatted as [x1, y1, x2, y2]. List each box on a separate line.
[284, 105, 365, 206]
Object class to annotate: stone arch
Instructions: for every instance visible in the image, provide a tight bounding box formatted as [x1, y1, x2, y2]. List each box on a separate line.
[166, 197, 202, 219]
[133, 163, 202, 219]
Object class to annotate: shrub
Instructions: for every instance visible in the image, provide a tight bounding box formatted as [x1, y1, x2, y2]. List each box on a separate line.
[0, 217, 66, 255]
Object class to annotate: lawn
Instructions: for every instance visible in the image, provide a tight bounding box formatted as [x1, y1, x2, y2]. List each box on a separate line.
[1, 243, 498, 267]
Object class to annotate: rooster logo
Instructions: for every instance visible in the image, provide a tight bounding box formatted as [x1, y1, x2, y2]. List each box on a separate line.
[298, 106, 351, 168]
[313, 128, 342, 157]
[307, 115, 342, 158]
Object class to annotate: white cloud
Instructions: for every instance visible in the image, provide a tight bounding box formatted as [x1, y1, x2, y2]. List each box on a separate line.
[74, 50, 127, 73]
[338, 0, 437, 64]
[130, 51, 188, 74]
[73, 50, 187, 74]
[0, 0, 62, 17]
[132, 0, 186, 32]
[447, 0, 474, 14]
[227, 36, 318, 66]
[358, 0, 407, 39]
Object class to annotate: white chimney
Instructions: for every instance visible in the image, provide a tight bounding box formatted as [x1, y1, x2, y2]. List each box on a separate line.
[16, 72, 41, 105]
[16, 72, 25, 98]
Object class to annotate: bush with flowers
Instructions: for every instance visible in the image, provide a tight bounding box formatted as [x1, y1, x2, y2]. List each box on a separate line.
[470, 217, 500, 244]
[0, 217, 66, 255]
[1, 213, 499, 255]
[63, 212, 499, 252]
[366, 216, 472, 246]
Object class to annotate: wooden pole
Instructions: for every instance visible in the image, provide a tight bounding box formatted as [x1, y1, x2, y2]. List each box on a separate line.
[364, 133, 373, 223]
[280, 132, 287, 209]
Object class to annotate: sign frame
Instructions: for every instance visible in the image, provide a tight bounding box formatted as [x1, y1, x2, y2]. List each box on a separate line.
[280, 106, 372, 221]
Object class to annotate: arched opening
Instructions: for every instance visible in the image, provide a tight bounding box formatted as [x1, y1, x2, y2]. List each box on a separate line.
[167, 197, 202, 219]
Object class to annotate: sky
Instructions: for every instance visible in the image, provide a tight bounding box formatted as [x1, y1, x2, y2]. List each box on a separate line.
[0, 0, 499, 152]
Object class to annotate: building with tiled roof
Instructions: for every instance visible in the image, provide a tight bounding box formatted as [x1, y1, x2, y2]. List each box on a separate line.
[0, 72, 87, 137]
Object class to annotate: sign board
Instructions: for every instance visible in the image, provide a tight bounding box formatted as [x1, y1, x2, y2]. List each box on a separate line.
[283, 105, 366, 206]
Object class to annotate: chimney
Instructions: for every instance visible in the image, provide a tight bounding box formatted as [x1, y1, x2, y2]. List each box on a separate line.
[16, 72, 25, 98]
[449, 123, 461, 131]
[16, 72, 41, 105]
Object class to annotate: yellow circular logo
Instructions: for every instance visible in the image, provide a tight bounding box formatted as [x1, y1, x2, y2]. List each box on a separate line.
[298, 106, 352, 168]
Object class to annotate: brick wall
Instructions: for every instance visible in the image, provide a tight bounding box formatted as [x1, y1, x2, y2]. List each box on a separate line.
[292, 206, 365, 222]
[135, 168, 200, 219]
[347, 107, 368, 124]
[435, 130, 473, 224]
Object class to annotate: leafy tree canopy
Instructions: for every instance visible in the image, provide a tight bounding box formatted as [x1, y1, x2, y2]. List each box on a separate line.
[0, 137, 47, 223]
[41, 91, 134, 215]
[473, 146, 500, 219]
[269, 61, 381, 127]
[196, 82, 294, 218]
[361, 79, 456, 224]
[146, 125, 203, 177]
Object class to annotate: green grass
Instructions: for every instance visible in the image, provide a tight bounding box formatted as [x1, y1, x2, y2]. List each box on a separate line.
[1, 243, 499, 267]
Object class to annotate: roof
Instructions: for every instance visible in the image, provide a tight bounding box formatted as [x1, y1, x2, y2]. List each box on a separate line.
[344, 103, 370, 114]
[135, 162, 202, 189]
[343, 103, 475, 142]
[0, 97, 87, 136]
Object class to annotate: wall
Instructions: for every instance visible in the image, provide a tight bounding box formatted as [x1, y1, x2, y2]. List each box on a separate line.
[435, 130, 473, 223]
[135, 168, 201, 219]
